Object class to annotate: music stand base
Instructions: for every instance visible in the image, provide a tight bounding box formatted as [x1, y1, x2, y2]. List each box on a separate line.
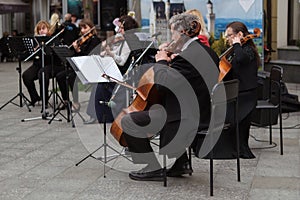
[0, 92, 31, 112]
[48, 101, 80, 127]
[21, 114, 62, 122]
[75, 112, 132, 178]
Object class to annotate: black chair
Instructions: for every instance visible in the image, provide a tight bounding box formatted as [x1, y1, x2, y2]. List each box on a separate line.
[252, 65, 283, 155]
[190, 79, 240, 196]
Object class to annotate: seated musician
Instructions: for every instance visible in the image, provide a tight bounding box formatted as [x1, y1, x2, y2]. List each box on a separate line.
[117, 13, 219, 181]
[215, 21, 259, 159]
[22, 20, 52, 108]
[36, 21, 65, 110]
[87, 15, 140, 125]
[56, 19, 100, 112]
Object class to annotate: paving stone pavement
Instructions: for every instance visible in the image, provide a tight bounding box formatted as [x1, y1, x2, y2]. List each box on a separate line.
[0, 61, 299, 200]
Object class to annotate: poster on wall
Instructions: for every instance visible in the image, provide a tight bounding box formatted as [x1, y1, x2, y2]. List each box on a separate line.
[141, 0, 263, 66]
[67, 0, 83, 19]
[67, 0, 99, 25]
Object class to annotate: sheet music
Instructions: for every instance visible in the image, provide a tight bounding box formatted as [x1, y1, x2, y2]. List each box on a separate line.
[70, 55, 123, 84]
[22, 37, 35, 54]
[134, 32, 152, 41]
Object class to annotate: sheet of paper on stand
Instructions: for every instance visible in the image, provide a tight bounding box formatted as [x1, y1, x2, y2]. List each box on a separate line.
[69, 55, 123, 84]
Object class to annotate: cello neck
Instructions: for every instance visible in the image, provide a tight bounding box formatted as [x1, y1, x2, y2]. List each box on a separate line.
[219, 46, 233, 60]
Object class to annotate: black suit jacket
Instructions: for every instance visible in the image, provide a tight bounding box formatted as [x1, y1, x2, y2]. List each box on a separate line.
[153, 39, 219, 156]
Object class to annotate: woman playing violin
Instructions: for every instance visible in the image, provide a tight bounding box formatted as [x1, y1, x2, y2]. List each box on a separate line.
[90, 15, 140, 125]
[72, 19, 100, 56]
[56, 19, 101, 114]
[22, 20, 54, 107]
[221, 21, 260, 159]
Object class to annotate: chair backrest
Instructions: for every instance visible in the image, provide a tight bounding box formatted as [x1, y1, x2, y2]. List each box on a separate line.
[269, 65, 283, 106]
[195, 79, 239, 158]
[211, 79, 239, 106]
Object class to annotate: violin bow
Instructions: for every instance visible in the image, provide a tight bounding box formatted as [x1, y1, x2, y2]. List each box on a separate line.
[102, 74, 136, 91]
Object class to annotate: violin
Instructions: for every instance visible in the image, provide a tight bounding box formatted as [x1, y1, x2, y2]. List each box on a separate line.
[162, 35, 187, 56]
[100, 34, 125, 57]
[102, 67, 161, 147]
[78, 32, 93, 46]
[218, 28, 261, 82]
[68, 26, 96, 49]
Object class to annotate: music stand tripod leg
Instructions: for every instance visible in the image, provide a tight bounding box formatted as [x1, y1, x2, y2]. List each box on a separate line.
[48, 62, 75, 127]
[0, 57, 31, 112]
[75, 102, 132, 178]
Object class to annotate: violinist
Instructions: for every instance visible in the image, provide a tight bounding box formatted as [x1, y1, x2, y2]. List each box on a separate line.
[221, 21, 260, 159]
[22, 20, 53, 107]
[56, 19, 100, 113]
[35, 14, 66, 109]
[88, 15, 140, 125]
[120, 13, 219, 181]
[71, 19, 100, 56]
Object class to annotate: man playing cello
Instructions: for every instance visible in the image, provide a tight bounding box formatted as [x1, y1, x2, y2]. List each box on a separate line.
[116, 13, 219, 181]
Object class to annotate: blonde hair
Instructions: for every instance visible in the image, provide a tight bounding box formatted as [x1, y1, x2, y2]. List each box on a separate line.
[50, 13, 60, 26]
[185, 9, 210, 38]
[34, 20, 51, 36]
[49, 13, 60, 34]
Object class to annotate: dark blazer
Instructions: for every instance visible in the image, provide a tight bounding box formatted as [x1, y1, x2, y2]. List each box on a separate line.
[224, 42, 259, 120]
[224, 42, 258, 92]
[153, 39, 219, 156]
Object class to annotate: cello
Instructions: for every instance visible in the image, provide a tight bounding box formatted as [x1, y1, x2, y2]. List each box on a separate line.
[103, 67, 161, 147]
[218, 27, 261, 82]
[103, 39, 182, 146]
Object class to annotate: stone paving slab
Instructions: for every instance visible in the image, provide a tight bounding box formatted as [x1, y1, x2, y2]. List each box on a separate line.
[0, 62, 300, 199]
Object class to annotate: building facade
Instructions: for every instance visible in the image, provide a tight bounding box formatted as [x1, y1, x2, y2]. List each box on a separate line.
[1, 0, 299, 63]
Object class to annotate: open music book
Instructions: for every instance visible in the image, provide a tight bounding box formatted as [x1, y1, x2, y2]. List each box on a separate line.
[69, 55, 123, 84]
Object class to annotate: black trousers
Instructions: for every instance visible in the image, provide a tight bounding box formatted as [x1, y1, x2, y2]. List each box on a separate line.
[121, 110, 161, 168]
[85, 84, 97, 119]
[94, 82, 115, 123]
[22, 63, 40, 103]
[38, 64, 65, 106]
[56, 67, 77, 102]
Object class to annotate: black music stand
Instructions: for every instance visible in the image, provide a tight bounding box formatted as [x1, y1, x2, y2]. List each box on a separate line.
[47, 46, 64, 113]
[75, 101, 132, 178]
[48, 46, 82, 127]
[21, 37, 61, 122]
[0, 37, 33, 111]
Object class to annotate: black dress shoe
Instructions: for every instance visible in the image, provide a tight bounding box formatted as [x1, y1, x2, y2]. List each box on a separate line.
[129, 167, 164, 181]
[83, 117, 97, 124]
[29, 97, 41, 107]
[167, 162, 193, 177]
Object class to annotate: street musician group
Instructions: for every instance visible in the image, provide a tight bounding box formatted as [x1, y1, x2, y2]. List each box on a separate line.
[21, 9, 260, 181]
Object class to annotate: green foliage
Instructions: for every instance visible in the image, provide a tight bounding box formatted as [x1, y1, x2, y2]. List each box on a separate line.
[210, 32, 228, 56]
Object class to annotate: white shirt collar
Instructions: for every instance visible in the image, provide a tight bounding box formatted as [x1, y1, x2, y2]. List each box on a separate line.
[181, 36, 198, 51]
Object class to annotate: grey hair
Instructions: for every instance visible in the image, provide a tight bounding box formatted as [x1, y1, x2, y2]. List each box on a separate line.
[169, 13, 200, 33]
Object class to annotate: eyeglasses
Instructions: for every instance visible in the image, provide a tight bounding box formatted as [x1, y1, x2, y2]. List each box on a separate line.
[225, 33, 235, 38]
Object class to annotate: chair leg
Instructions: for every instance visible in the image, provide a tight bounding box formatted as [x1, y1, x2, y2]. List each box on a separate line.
[188, 147, 192, 175]
[210, 157, 213, 196]
[236, 125, 241, 182]
[279, 110, 283, 155]
[269, 110, 273, 145]
[163, 154, 167, 187]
